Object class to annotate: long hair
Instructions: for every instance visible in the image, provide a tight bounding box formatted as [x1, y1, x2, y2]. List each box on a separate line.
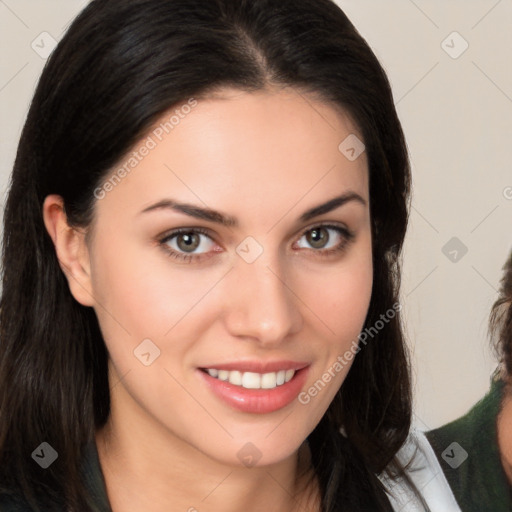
[0, 0, 412, 510]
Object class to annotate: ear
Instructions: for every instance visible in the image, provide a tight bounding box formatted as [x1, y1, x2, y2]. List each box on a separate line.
[42, 194, 95, 307]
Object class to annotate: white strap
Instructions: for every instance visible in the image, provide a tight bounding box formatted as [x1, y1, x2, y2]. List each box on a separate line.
[379, 430, 462, 512]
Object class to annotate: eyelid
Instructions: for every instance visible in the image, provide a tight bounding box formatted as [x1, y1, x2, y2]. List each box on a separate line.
[158, 221, 351, 245]
[157, 226, 219, 264]
[293, 222, 355, 252]
[158, 226, 219, 252]
[298, 220, 352, 238]
[157, 221, 355, 262]
[159, 226, 215, 244]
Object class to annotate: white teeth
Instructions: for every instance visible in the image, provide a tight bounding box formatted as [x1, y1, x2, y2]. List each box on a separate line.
[205, 368, 297, 389]
[261, 372, 277, 389]
[228, 370, 242, 386]
[242, 372, 261, 389]
[218, 370, 229, 381]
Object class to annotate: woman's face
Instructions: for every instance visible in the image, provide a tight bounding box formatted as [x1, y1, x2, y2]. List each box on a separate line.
[81, 87, 372, 466]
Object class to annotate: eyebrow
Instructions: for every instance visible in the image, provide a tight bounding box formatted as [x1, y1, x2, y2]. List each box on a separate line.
[138, 192, 366, 227]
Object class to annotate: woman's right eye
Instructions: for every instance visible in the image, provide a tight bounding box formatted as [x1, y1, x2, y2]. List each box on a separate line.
[159, 228, 217, 263]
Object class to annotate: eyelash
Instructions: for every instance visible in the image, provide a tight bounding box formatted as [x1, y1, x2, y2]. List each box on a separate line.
[158, 224, 355, 263]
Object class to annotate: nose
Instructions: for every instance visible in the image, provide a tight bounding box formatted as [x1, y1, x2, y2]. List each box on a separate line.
[222, 249, 303, 347]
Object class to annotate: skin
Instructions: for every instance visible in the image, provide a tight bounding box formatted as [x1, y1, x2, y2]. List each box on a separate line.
[497, 376, 512, 484]
[43, 86, 373, 512]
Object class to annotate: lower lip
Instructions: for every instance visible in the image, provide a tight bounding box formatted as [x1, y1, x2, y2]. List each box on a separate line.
[198, 367, 310, 414]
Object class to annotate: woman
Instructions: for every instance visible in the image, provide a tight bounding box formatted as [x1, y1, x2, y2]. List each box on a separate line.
[426, 251, 512, 511]
[0, 0, 455, 510]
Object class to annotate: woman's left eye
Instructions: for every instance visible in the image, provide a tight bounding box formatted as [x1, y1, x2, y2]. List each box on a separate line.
[158, 224, 354, 263]
[295, 225, 354, 255]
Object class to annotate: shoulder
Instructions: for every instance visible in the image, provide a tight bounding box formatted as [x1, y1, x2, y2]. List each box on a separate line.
[426, 377, 504, 454]
[379, 429, 462, 511]
[425, 377, 512, 512]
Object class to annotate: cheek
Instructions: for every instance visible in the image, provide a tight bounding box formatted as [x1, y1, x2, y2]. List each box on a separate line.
[295, 246, 372, 418]
[89, 235, 221, 336]
[310, 243, 373, 347]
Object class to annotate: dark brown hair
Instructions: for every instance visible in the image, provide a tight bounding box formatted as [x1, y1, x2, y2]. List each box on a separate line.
[490, 251, 512, 377]
[0, 0, 413, 510]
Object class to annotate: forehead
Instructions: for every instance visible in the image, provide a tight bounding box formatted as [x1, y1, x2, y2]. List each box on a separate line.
[93, 87, 369, 228]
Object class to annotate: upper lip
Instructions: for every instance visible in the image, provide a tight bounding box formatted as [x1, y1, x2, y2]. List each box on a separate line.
[199, 360, 310, 373]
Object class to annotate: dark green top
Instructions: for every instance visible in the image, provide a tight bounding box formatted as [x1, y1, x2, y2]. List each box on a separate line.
[426, 374, 512, 512]
[0, 440, 111, 511]
[81, 440, 111, 511]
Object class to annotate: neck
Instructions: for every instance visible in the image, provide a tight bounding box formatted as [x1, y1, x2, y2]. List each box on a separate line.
[95, 395, 319, 512]
[496, 378, 512, 485]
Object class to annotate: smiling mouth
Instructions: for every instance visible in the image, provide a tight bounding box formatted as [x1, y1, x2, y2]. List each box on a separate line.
[200, 368, 296, 390]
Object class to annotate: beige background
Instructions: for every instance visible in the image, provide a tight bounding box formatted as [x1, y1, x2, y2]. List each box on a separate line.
[1, 0, 511, 431]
